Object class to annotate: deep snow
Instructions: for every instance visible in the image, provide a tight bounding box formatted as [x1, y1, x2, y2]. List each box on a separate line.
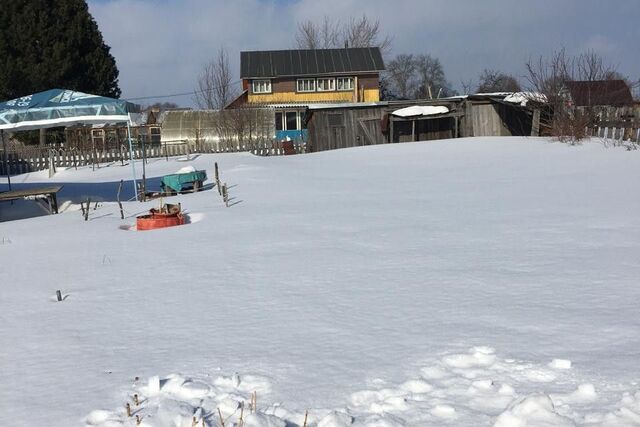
[1, 137, 639, 426]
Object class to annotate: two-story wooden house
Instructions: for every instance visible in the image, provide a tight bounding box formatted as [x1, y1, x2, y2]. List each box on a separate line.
[227, 47, 385, 141]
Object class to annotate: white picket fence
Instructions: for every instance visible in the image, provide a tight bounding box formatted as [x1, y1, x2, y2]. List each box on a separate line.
[590, 122, 640, 144]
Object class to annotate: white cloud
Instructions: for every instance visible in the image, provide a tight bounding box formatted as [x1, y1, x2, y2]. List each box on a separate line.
[88, 0, 640, 105]
[583, 35, 617, 54]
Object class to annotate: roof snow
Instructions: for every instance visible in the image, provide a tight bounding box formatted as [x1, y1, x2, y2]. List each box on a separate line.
[392, 105, 449, 117]
[503, 92, 547, 106]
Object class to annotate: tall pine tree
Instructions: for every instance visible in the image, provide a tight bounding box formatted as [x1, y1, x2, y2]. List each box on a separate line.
[0, 0, 120, 101]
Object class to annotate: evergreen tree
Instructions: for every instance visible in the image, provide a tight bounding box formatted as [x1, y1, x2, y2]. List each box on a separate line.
[0, 0, 120, 101]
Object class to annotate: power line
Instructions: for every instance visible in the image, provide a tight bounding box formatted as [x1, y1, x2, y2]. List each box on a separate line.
[122, 80, 242, 102]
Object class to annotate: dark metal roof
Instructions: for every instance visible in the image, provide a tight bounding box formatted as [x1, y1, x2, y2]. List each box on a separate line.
[240, 47, 385, 78]
[565, 80, 633, 106]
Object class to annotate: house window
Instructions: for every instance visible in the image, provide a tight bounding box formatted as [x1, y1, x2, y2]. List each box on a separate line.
[285, 111, 298, 130]
[252, 79, 271, 94]
[149, 127, 161, 144]
[297, 78, 316, 92]
[317, 78, 335, 92]
[91, 129, 104, 146]
[337, 77, 354, 91]
[275, 112, 283, 131]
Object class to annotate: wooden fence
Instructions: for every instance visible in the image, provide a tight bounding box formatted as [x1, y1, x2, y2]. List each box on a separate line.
[0, 139, 307, 176]
[589, 121, 640, 144]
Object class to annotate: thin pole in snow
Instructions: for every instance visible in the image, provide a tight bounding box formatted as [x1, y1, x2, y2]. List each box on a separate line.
[140, 132, 147, 201]
[126, 116, 139, 201]
[1, 130, 11, 191]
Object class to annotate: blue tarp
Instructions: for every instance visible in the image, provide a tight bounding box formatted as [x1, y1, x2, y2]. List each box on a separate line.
[0, 89, 136, 131]
[161, 170, 207, 193]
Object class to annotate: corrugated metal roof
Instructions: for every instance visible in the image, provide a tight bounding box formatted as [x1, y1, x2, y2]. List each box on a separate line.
[240, 47, 385, 78]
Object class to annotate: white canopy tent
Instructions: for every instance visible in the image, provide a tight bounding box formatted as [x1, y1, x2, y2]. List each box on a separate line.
[0, 89, 139, 198]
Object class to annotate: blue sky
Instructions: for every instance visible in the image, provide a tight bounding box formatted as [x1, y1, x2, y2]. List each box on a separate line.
[87, 0, 640, 106]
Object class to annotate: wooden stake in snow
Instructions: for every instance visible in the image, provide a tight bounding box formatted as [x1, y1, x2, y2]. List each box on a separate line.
[238, 402, 244, 427]
[117, 180, 124, 219]
[217, 408, 225, 427]
[56, 290, 62, 302]
[126, 403, 131, 417]
[136, 414, 141, 425]
[134, 393, 139, 406]
[84, 198, 91, 221]
[302, 410, 308, 427]
[48, 148, 56, 178]
[222, 184, 228, 207]
[215, 162, 221, 195]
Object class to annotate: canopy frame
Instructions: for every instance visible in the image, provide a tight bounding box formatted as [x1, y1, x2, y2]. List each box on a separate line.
[0, 89, 139, 200]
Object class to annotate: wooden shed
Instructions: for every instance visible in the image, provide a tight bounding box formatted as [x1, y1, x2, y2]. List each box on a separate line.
[305, 94, 545, 153]
[305, 102, 385, 152]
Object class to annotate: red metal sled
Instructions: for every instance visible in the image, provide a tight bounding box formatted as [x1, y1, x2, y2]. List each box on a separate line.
[136, 203, 185, 230]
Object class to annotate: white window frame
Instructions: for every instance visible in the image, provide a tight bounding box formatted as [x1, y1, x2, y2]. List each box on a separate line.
[252, 79, 272, 94]
[316, 78, 336, 92]
[276, 110, 305, 131]
[284, 111, 299, 131]
[336, 77, 354, 91]
[296, 78, 316, 93]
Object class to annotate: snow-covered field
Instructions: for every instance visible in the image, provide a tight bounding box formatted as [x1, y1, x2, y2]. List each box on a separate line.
[1, 137, 640, 426]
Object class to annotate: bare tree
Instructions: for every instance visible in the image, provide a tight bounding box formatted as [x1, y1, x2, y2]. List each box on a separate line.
[414, 54, 452, 99]
[194, 47, 238, 110]
[343, 15, 392, 53]
[476, 69, 521, 93]
[460, 78, 475, 95]
[525, 48, 572, 106]
[296, 20, 319, 49]
[296, 16, 340, 49]
[386, 54, 416, 99]
[525, 48, 622, 143]
[526, 49, 620, 104]
[294, 14, 392, 55]
[575, 50, 618, 81]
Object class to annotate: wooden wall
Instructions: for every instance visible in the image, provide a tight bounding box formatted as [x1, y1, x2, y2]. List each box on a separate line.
[470, 102, 533, 137]
[392, 117, 455, 142]
[307, 99, 539, 153]
[247, 73, 381, 104]
[307, 107, 385, 152]
[471, 103, 507, 136]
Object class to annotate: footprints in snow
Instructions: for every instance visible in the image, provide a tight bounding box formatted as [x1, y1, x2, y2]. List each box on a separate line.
[85, 347, 640, 426]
